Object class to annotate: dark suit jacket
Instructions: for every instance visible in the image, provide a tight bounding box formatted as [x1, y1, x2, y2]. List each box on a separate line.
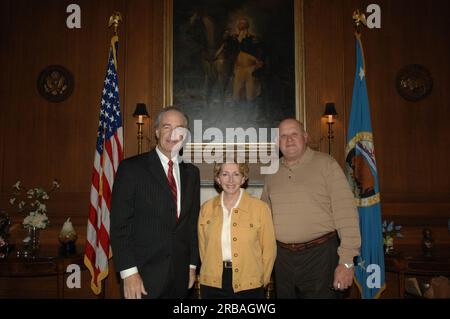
[110, 149, 200, 298]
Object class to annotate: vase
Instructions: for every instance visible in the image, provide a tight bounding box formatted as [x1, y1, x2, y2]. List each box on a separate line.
[28, 226, 40, 255]
[385, 244, 395, 255]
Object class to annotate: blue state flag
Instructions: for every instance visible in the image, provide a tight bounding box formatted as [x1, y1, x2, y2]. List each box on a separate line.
[345, 34, 385, 299]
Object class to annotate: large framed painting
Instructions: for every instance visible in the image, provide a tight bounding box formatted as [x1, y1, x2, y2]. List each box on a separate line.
[164, 0, 305, 182]
[164, 0, 304, 134]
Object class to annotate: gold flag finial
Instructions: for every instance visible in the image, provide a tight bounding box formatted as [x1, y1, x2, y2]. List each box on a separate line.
[108, 12, 122, 35]
[352, 9, 367, 34]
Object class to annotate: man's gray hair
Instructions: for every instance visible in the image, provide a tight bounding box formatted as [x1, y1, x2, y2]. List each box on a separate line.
[154, 106, 189, 128]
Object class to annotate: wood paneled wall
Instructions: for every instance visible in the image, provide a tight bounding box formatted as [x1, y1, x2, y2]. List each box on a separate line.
[1, 0, 449, 298]
[303, 0, 450, 250]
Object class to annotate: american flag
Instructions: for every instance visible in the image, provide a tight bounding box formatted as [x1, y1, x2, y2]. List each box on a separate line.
[84, 35, 123, 295]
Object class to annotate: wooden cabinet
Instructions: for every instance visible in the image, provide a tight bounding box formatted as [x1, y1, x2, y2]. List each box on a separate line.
[383, 247, 450, 298]
[0, 245, 97, 299]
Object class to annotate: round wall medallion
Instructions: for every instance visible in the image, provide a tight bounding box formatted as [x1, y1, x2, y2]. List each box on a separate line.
[37, 65, 74, 102]
[395, 64, 432, 102]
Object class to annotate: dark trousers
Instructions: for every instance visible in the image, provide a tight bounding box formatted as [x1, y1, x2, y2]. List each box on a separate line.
[119, 263, 187, 299]
[200, 268, 264, 299]
[274, 235, 341, 299]
[119, 279, 181, 299]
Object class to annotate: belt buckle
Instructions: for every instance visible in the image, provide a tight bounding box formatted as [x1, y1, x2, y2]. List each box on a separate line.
[223, 261, 232, 269]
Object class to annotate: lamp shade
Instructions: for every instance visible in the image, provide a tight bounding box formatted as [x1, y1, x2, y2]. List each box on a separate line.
[133, 103, 149, 118]
[323, 102, 338, 117]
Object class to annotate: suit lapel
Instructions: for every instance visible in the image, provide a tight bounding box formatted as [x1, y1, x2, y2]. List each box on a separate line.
[146, 149, 174, 207]
[178, 162, 189, 223]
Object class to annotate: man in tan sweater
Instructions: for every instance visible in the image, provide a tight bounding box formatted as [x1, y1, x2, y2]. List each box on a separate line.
[261, 118, 361, 298]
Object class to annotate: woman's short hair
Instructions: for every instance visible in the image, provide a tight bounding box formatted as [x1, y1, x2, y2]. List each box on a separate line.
[213, 162, 249, 192]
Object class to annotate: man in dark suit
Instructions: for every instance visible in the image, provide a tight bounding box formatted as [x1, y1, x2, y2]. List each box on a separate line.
[110, 106, 200, 299]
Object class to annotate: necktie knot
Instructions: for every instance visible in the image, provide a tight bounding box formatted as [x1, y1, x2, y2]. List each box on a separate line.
[168, 160, 173, 168]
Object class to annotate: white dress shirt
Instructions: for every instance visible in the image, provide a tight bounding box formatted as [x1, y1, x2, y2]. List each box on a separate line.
[120, 147, 186, 280]
[221, 188, 243, 262]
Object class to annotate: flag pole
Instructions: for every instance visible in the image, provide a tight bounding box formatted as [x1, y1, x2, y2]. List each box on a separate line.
[350, 9, 368, 299]
[108, 12, 122, 69]
[352, 10, 367, 75]
[347, 9, 386, 299]
[352, 9, 367, 36]
[99, 12, 123, 208]
[84, 11, 124, 297]
[106, 11, 122, 264]
[108, 12, 122, 36]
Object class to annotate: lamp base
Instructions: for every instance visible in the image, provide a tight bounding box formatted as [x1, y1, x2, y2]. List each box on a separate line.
[327, 122, 335, 155]
[59, 241, 77, 256]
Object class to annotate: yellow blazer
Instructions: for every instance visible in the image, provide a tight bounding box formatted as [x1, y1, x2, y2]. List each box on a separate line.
[198, 190, 276, 293]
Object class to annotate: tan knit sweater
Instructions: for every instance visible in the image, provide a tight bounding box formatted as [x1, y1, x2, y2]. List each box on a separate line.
[261, 147, 361, 264]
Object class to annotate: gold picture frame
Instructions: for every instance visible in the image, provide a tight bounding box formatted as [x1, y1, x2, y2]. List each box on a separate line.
[163, 0, 305, 164]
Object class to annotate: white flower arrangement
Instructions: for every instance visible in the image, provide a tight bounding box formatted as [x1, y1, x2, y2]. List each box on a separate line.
[382, 220, 403, 254]
[23, 211, 50, 229]
[9, 179, 60, 230]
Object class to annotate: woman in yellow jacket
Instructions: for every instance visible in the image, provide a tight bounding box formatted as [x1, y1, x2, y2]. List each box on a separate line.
[198, 162, 276, 298]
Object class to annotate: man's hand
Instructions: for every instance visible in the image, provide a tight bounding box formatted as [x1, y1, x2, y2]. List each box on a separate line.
[188, 268, 196, 289]
[333, 264, 354, 291]
[123, 273, 148, 299]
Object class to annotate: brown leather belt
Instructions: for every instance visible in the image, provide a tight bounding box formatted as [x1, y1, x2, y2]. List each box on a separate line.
[277, 231, 337, 252]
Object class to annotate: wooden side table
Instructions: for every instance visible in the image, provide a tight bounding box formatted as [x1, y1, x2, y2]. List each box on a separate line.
[384, 247, 450, 298]
[0, 246, 84, 298]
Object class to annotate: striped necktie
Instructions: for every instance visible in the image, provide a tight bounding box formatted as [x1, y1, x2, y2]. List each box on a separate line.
[167, 160, 178, 220]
